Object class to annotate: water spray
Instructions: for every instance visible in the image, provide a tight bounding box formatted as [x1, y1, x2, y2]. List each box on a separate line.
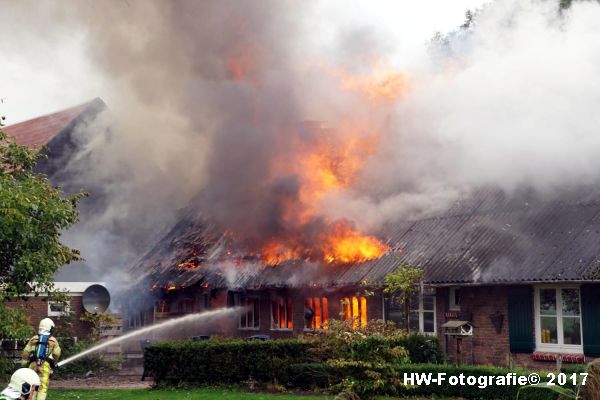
[57, 307, 239, 367]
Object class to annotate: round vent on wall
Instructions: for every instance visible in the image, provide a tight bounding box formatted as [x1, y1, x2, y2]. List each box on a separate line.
[82, 284, 111, 314]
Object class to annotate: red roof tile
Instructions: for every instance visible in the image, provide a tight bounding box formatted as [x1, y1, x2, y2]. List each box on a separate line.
[3, 101, 93, 149]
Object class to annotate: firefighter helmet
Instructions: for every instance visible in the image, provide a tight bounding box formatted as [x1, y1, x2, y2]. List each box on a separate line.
[1, 368, 40, 399]
[38, 318, 55, 335]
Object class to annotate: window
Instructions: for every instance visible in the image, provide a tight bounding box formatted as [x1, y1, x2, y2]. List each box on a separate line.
[305, 297, 329, 330]
[202, 293, 210, 309]
[178, 298, 194, 313]
[535, 287, 582, 353]
[271, 297, 293, 330]
[342, 296, 367, 328]
[413, 292, 436, 334]
[449, 287, 461, 311]
[48, 301, 70, 317]
[388, 291, 436, 334]
[239, 297, 260, 330]
[156, 299, 170, 313]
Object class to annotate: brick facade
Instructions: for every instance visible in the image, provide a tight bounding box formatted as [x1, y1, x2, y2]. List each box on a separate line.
[141, 285, 385, 340]
[135, 282, 597, 370]
[436, 285, 596, 369]
[5, 295, 92, 338]
[214, 287, 384, 339]
[436, 286, 510, 366]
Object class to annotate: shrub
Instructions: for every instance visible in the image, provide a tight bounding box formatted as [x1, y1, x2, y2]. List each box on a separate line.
[0, 353, 15, 379]
[392, 333, 445, 364]
[145, 321, 444, 393]
[288, 362, 568, 399]
[583, 359, 600, 400]
[53, 338, 120, 378]
[144, 338, 312, 386]
[300, 319, 442, 364]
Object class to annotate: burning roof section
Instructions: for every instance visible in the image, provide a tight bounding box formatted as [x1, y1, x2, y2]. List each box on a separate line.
[132, 186, 600, 290]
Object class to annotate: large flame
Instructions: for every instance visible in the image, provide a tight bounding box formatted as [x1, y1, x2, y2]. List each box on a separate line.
[321, 221, 390, 264]
[221, 57, 402, 266]
[260, 124, 390, 265]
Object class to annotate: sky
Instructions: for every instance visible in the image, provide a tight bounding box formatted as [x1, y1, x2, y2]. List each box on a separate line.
[0, 0, 490, 124]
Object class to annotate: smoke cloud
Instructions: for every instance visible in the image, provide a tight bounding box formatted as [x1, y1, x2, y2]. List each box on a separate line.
[3, 0, 600, 286]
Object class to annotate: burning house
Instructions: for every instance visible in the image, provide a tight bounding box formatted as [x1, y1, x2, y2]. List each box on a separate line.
[5, 0, 600, 374]
[129, 185, 600, 370]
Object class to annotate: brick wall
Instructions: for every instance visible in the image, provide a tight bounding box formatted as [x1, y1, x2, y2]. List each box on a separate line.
[4, 295, 91, 338]
[437, 286, 510, 366]
[436, 285, 596, 370]
[231, 287, 384, 338]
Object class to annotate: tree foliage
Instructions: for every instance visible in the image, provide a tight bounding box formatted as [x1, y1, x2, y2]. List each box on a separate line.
[384, 263, 424, 333]
[79, 311, 120, 341]
[0, 127, 83, 337]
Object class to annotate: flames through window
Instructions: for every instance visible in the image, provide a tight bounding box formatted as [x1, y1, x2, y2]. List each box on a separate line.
[342, 296, 367, 328]
[305, 296, 328, 330]
[271, 297, 293, 330]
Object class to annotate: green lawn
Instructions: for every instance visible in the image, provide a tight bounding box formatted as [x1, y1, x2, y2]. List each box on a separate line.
[50, 388, 334, 400]
[49, 388, 451, 399]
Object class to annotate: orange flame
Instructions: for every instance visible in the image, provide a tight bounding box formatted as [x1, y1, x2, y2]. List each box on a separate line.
[225, 46, 264, 82]
[178, 261, 199, 270]
[217, 56, 397, 266]
[261, 239, 306, 265]
[261, 127, 389, 265]
[326, 59, 409, 104]
[339, 69, 408, 103]
[321, 221, 389, 264]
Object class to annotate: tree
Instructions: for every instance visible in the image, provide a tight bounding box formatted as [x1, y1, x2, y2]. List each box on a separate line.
[0, 124, 83, 338]
[383, 262, 424, 333]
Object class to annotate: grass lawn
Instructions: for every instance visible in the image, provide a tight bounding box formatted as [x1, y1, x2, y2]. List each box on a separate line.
[49, 388, 453, 399]
[50, 388, 335, 400]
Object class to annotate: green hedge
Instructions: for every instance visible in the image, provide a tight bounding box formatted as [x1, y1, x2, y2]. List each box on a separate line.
[391, 333, 445, 364]
[144, 339, 311, 386]
[288, 363, 568, 400]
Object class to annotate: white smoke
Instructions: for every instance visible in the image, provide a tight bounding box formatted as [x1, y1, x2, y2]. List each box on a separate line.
[3, 0, 600, 285]
[324, 0, 600, 228]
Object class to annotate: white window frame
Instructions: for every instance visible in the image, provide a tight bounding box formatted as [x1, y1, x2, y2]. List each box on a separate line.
[449, 287, 461, 311]
[534, 286, 583, 354]
[47, 301, 70, 317]
[270, 297, 293, 331]
[410, 292, 437, 336]
[386, 290, 436, 335]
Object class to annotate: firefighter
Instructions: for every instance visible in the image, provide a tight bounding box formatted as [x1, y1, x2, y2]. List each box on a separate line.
[21, 318, 61, 400]
[0, 368, 41, 400]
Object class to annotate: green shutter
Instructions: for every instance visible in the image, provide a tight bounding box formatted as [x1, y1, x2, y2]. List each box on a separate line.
[581, 284, 600, 357]
[508, 286, 534, 353]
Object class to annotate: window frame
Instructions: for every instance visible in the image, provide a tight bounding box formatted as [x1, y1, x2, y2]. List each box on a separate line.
[47, 300, 70, 317]
[270, 296, 293, 331]
[387, 289, 436, 335]
[409, 292, 437, 336]
[449, 287, 461, 311]
[534, 285, 583, 354]
[342, 296, 368, 328]
[304, 296, 329, 330]
[238, 296, 261, 331]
